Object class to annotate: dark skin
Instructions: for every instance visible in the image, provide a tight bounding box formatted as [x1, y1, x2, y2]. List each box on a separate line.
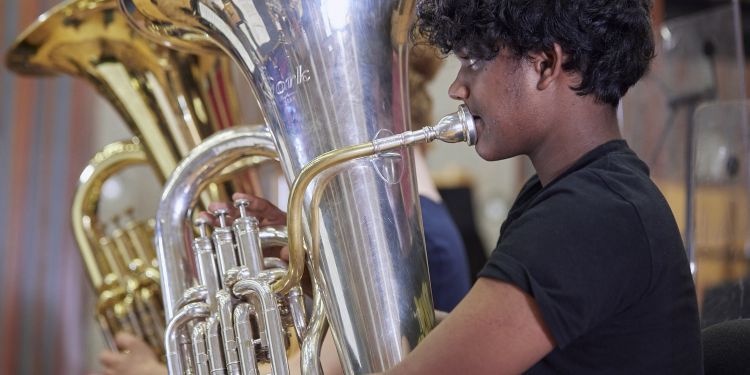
[98, 333, 166, 375]
[456, 44, 621, 186]
[378, 44, 622, 374]
[209, 192, 288, 227]
[207, 192, 291, 260]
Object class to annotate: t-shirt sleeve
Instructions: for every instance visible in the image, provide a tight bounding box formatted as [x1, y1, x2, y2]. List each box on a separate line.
[478, 180, 652, 348]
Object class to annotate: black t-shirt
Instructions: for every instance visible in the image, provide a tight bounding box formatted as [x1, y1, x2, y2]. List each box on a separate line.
[479, 140, 703, 374]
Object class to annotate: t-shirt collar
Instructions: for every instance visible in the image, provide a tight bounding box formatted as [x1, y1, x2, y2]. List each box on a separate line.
[543, 139, 630, 188]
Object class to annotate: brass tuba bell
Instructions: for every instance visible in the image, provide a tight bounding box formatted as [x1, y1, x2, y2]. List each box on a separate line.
[4, 0, 272, 357]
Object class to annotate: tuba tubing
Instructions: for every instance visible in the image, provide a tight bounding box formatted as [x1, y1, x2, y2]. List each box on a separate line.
[70, 138, 169, 353]
[156, 125, 278, 319]
[72, 139, 150, 290]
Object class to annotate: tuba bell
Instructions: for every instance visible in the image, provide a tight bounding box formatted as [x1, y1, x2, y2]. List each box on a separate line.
[120, 0, 476, 373]
[4, 0, 271, 357]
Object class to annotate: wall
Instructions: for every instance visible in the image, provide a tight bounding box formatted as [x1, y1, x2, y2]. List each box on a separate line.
[0, 1, 94, 374]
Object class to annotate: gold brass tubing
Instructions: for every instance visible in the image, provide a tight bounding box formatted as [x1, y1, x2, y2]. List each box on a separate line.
[309, 168, 342, 279]
[98, 285, 127, 323]
[113, 222, 164, 352]
[99, 237, 129, 282]
[111, 227, 139, 271]
[98, 280, 142, 337]
[298, 168, 337, 372]
[301, 158, 373, 375]
[281, 109, 476, 294]
[301, 284, 328, 375]
[98, 315, 118, 350]
[72, 139, 149, 289]
[289, 125, 467, 360]
[279, 143, 374, 295]
[91, 232, 115, 277]
[119, 0, 218, 54]
[144, 219, 158, 266]
[124, 222, 153, 266]
[137, 290, 165, 354]
[99, 236, 148, 338]
[6, 0, 249, 190]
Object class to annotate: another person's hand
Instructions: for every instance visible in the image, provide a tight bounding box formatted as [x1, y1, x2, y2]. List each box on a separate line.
[99, 333, 166, 375]
[207, 192, 287, 227]
[206, 192, 290, 261]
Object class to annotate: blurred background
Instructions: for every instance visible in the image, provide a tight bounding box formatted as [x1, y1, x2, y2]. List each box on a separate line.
[3, 0, 750, 373]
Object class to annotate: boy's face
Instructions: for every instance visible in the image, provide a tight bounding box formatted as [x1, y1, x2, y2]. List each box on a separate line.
[449, 49, 547, 161]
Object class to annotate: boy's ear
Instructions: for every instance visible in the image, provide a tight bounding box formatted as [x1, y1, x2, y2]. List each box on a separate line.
[531, 43, 564, 91]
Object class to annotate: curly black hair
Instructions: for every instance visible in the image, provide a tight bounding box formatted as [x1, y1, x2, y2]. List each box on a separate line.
[414, 0, 656, 106]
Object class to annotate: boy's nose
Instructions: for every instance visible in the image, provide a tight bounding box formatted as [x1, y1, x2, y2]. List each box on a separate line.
[448, 78, 469, 101]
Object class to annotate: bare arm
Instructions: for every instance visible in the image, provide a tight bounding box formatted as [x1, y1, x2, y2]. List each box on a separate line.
[386, 278, 556, 375]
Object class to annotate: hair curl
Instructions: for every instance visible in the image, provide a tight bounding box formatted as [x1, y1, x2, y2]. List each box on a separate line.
[413, 0, 655, 106]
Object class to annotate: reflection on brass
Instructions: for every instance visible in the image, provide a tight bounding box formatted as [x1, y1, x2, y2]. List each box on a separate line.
[4, 0, 263, 357]
[6, 0, 246, 185]
[71, 139, 166, 354]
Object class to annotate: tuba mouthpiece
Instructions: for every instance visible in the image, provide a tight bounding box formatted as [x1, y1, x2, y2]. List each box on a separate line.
[373, 105, 477, 152]
[429, 104, 477, 146]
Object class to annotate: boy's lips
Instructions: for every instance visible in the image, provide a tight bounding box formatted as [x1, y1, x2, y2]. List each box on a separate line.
[473, 115, 483, 130]
[472, 116, 483, 142]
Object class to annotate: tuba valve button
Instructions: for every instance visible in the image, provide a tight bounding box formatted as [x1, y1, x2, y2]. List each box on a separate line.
[233, 198, 250, 218]
[212, 208, 230, 228]
[194, 216, 212, 238]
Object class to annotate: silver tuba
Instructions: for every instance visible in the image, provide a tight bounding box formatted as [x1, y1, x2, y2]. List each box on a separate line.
[120, 0, 476, 373]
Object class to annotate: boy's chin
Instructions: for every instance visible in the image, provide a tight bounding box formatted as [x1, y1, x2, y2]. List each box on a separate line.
[474, 144, 501, 161]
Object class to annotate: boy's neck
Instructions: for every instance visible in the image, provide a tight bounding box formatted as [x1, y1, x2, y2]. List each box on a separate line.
[530, 100, 621, 186]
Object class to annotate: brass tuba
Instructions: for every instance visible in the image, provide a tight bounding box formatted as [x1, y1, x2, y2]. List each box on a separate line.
[120, 1, 476, 374]
[4, 0, 268, 356]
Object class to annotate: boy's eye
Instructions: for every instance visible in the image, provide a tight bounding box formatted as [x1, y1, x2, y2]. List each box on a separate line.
[457, 53, 483, 71]
[459, 57, 476, 66]
[467, 58, 482, 70]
